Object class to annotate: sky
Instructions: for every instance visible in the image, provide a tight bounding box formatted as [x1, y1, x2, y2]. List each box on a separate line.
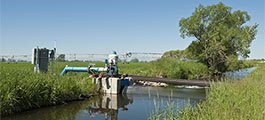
[1, 0, 264, 59]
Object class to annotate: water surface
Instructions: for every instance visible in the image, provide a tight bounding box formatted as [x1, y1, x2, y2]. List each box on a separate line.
[2, 86, 205, 120]
[224, 67, 256, 79]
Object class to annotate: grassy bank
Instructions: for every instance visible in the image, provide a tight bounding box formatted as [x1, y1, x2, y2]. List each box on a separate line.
[0, 60, 208, 116]
[120, 59, 209, 79]
[0, 63, 97, 116]
[120, 59, 256, 80]
[151, 63, 265, 119]
[0, 60, 258, 116]
[178, 63, 265, 119]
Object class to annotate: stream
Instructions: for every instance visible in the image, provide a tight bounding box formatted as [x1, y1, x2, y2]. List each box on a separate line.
[2, 86, 206, 120]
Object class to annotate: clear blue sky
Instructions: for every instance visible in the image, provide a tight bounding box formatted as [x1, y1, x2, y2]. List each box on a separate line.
[1, 0, 264, 59]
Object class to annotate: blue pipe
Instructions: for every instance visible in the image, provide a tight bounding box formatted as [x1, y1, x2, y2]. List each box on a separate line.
[60, 66, 108, 76]
[60, 67, 88, 76]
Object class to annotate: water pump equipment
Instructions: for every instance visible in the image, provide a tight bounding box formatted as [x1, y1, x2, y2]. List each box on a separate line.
[60, 51, 132, 94]
[60, 51, 119, 76]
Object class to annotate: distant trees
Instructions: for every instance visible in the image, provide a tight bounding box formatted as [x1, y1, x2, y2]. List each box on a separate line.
[130, 58, 139, 63]
[162, 50, 185, 59]
[179, 3, 258, 75]
[161, 50, 195, 60]
[56, 54, 66, 62]
[1, 58, 6, 62]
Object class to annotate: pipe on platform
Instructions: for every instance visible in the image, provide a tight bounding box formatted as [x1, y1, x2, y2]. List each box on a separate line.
[60, 66, 108, 76]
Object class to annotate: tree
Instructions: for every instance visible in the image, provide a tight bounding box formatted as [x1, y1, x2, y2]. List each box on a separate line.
[161, 49, 194, 60]
[179, 3, 258, 75]
[1, 58, 6, 62]
[57, 54, 66, 62]
[130, 58, 139, 63]
[162, 50, 185, 59]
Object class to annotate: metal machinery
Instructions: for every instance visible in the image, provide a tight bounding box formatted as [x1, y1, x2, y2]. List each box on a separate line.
[60, 51, 132, 94]
[61, 51, 118, 76]
[32, 47, 56, 73]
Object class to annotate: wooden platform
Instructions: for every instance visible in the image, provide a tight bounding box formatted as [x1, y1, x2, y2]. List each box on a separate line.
[130, 75, 211, 87]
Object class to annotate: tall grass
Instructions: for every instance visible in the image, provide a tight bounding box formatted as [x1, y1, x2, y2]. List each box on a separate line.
[120, 59, 209, 80]
[151, 59, 209, 79]
[0, 63, 97, 116]
[53, 59, 255, 80]
[149, 99, 177, 120]
[178, 63, 265, 119]
[150, 63, 265, 119]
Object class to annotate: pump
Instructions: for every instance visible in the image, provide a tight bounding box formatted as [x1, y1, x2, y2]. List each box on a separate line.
[60, 51, 119, 76]
[60, 51, 132, 94]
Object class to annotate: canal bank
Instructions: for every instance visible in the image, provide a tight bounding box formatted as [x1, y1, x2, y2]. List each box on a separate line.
[2, 86, 206, 120]
[175, 63, 265, 119]
[1, 62, 259, 119]
[0, 63, 98, 117]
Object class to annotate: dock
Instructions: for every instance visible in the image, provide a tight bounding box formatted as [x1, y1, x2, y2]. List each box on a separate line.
[130, 75, 211, 87]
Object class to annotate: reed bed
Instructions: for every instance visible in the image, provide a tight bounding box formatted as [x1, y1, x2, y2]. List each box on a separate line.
[120, 59, 209, 80]
[150, 63, 265, 119]
[0, 63, 96, 116]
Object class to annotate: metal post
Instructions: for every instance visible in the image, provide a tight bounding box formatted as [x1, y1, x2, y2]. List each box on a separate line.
[35, 47, 39, 73]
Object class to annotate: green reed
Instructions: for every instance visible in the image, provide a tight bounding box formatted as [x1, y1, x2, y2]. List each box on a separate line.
[149, 63, 265, 119]
[0, 62, 96, 116]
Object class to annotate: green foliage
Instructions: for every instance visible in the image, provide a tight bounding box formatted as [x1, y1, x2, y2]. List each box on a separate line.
[130, 58, 140, 63]
[225, 56, 257, 71]
[162, 49, 196, 60]
[0, 63, 96, 116]
[179, 3, 258, 75]
[152, 58, 209, 79]
[119, 59, 209, 79]
[149, 100, 177, 120]
[1, 58, 6, 62]
[162, 50, 185, 59]
[56, 54, 66, 62]
[149, 63, 265, 119]
[119, 62, 154, 76]
[177, 63, 265, 119]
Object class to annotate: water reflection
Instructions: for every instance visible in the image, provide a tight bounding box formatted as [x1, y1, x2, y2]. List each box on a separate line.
[87, 94, 133, 120]
[2, 86, 205, 120]
[224, 67, 256, 79]
[2, 99, 90, 120]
